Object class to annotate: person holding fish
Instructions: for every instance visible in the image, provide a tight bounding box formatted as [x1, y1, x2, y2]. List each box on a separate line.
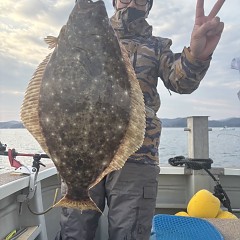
[55, 0, 225, 239]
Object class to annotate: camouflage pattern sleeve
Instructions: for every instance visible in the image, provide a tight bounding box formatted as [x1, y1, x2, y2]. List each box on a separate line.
[158, 38, 211, 94]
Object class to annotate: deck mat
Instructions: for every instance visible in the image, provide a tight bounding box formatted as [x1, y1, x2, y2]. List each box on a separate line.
[150, 214, 224, 240]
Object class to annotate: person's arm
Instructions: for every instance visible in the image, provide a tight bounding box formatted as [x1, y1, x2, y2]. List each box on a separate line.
[158, 39, 211, 94]
[158, 0, 225, 94]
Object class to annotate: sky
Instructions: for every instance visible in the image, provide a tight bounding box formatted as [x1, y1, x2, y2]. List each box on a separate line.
[0, 0, 239, 122]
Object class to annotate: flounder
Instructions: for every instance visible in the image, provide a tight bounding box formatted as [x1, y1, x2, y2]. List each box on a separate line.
[20, 0, 145, 211]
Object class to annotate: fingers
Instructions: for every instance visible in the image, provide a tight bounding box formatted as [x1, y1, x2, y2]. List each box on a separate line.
[208, 0, 225, 19]
[195, 0, 205, 19]
[195, 0, 225, 20]
[206, 21, 224, 37]
[195, 17, 224, 37]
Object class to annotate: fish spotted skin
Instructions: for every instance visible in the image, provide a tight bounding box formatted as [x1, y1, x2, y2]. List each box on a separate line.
[21, 0, 145, 211]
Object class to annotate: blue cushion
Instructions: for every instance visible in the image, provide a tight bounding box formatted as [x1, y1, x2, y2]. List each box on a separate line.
[151, 214, 224, 240]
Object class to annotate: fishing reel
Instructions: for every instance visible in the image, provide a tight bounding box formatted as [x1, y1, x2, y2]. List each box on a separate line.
[0, 141, 7, 152]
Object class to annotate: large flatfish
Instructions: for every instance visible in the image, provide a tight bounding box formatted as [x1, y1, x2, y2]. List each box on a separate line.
[20, 0, 145, 211]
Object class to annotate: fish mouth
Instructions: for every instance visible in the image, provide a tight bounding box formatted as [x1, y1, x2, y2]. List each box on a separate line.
[76, 0, 102, 3]
[76, 0, 104, 5]
[75, 0, 106, 14]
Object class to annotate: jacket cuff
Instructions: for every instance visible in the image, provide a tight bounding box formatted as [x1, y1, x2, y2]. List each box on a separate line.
[183, 47, 211, 73]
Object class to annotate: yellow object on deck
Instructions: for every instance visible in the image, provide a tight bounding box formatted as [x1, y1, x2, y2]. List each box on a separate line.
[216, 210, 238, 219]
[187, 189, 220, 218]
[175, 211, 190, 217]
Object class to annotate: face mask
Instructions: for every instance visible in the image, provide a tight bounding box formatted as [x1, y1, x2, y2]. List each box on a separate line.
[120, 7, 146, 24]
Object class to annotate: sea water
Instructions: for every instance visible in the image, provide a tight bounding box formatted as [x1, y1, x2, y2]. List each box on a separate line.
[159, 127, 240, 168]
[0, 128, 239, 173]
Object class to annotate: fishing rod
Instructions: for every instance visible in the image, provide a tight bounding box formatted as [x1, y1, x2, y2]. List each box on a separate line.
[0, 140, 50, 202]
[0, 141, 58, 215]
[0, 141, 49, 170]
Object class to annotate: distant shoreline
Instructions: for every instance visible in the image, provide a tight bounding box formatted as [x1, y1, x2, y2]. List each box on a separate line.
[0, 118, 240, 129]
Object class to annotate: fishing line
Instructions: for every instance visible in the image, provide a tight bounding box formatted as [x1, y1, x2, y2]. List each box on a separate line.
[27, 188, 60, 215]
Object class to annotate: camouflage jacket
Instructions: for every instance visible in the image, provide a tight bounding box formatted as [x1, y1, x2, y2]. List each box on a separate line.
[110, 13, 211, 164]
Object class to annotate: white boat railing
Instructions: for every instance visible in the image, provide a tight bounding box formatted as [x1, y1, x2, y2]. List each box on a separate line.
[0, 166, 60, 240]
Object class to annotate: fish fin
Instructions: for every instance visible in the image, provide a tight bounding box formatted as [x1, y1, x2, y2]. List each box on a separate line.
[44, 25, 66, 49]
[44, 36, 58, 49]
[20, 53, 52, 155]
[54, 196, 102, 212]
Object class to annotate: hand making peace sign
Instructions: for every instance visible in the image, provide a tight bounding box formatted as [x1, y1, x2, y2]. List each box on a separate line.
[190, 0, 225, 61]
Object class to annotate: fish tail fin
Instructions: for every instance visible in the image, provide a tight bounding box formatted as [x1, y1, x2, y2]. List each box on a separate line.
[54, 196, 102, 213]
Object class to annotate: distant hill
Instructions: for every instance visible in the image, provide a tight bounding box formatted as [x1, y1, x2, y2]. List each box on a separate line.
[161, 118, 187, 128]
[0, 121, 24, 129]
[0, 118, 239, 129]
[161, 117, 240, 128]
[208, 118, 240, 128]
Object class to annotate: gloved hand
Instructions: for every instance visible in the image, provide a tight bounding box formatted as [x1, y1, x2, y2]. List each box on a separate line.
[190, 0, 225, 61]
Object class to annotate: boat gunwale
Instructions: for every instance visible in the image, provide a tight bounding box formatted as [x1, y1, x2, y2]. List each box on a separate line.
[0, 165, 57, 200]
